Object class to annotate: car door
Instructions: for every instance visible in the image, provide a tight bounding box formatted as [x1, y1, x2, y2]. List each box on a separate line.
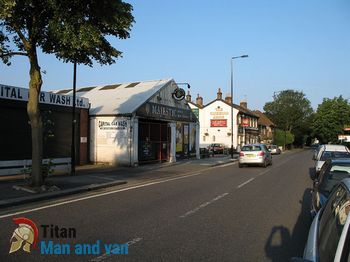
[317, 184, 350, 261]
[262, 145, 272, 163]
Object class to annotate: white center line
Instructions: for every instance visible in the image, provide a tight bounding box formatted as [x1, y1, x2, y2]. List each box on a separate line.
[90, 237, 142, 262]
[180, 192, 229, 218]
[237, 178, 255, 188]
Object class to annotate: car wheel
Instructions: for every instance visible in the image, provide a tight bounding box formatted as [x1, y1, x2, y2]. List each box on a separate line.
[270, 160, 273, 166]
[239, 163, 243, 168]
[262, 160, 267, 168]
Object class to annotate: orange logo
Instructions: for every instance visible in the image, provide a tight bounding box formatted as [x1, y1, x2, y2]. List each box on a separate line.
[9, 217, 39, 254]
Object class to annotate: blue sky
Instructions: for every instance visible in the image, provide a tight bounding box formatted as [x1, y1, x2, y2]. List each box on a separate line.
[1, 0, 349, 110]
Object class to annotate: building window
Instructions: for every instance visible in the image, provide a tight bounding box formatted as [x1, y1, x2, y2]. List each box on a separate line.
[203, 136, 206, 142]
[212, 135, 215, 142]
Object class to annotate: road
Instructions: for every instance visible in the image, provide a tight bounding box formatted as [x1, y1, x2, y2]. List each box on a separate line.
[0, 149, 313, 261]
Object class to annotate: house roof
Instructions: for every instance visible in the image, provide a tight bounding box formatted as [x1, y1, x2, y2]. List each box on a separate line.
[201, 98, 259, 118]
[52, 79, 173, 115]
[253, 110, 275, 127]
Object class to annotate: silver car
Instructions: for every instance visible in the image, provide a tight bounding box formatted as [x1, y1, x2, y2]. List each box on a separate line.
[314, 144, 350, 173]
[238, 144, 272, 168]
[292, 178, 350, 262]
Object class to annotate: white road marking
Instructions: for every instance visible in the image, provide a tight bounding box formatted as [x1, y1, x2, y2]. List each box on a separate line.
[217, 162, 236, 168]
[179, 193, 229, 218]
[0, 172, 202, 219]
[90, 237, 142, 262]
[237, 178, 255, 188]
[87, 175, 116, 181]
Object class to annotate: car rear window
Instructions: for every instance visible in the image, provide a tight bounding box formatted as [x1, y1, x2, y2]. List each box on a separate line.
[242, 145, 261, 151]
[320, 151, 350, 161]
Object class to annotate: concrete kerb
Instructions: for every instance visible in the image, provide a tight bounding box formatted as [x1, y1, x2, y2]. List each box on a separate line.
[0, 180, 126, 209]
[0, 156, 237, 209]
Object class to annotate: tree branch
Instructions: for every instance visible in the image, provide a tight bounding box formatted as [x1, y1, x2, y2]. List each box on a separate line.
[0, 51, 28, 58]
[11, 23, 30, 51]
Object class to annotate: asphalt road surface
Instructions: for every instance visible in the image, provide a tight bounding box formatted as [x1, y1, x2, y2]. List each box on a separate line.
[0, 149, 313, 261]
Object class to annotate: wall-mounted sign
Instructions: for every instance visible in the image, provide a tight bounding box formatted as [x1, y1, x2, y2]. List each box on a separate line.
[172, 88, 186, 101]
[338, 135, 350, 141]
[0, 84, 89, 108]
[98, 120, 128, 130]
[242, 118, 249, 127]
[137, 102, 195, 122]
[211, 119, 227, 127]
[210, 110, 229, 119]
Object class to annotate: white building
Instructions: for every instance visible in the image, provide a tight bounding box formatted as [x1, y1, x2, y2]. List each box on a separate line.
[56, 79, 199, 166]
[188, 88, 259, 149]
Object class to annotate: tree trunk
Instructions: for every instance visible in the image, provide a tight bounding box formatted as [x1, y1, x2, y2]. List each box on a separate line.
[27, 48, 43, 187]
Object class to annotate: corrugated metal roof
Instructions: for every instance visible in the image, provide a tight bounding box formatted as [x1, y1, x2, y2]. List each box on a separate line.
[56, 79, 172, 115]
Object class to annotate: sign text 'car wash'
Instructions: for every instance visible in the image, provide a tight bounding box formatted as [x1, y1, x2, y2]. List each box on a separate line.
[0, 84, 89, 109]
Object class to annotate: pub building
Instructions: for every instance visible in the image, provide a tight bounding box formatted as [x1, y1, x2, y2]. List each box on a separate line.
[0, 84, 89, 176]
[55, 79, 199, 166]
[188, 88, 259, 149]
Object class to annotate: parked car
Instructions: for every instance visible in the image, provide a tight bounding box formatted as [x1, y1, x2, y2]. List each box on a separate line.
[312, 144, 324, 160]
[267, 145, 281, 155]
[314, 144, 350, 173]
[310, 158, 350, 217]
[292, 178, 350, 262]
[238, 144, 272, 168]
[208, 143, 225, 154]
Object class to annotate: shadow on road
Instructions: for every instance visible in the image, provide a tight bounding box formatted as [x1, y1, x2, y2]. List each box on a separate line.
[264, 189, 312, 262]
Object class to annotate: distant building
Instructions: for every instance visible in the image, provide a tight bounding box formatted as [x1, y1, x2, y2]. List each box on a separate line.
[188, 88, 259, 149]
[55, 79, 199, 166]
[253, 110, 275, 144]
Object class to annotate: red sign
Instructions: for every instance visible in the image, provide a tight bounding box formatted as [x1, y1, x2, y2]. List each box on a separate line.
[210, 119, 227, 127]
[242, 118, 249, 127]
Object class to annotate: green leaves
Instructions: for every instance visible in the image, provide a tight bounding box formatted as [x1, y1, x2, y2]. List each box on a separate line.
[0, 0, 134, 66]
[264, 90, 313, 132]
[312, 96, 350, 143]
[263, 90, 313, 147]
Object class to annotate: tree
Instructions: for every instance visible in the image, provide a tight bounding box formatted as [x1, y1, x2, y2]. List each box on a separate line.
[0, 0, 134, 187]
[264, 90, 313, 148]
[273, 129, 294, 147]
[312, 96, 350, 144]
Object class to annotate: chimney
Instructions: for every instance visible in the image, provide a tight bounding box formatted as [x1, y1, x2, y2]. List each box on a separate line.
[217, 88, 222, 100]
[196, 94, 203, 107]
[225, 93, 232, 105]
[186, 90, 191, 102]
[240, 100, 247, 109]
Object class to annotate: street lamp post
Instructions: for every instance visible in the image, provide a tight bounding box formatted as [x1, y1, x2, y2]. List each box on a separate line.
[71, 61, 77, 175]
[230, 55, 248, 159]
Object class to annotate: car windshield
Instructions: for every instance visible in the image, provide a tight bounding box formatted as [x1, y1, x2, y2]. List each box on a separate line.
[320, 151, 350, 161]
[242, 145, 261, 151]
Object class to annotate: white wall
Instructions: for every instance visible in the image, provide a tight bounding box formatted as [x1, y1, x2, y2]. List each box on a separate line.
[90, 116, 131, 165]
[189, 101, 239, 148]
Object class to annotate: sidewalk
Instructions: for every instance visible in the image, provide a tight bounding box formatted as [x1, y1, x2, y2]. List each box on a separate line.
[0, 155, 238, 209]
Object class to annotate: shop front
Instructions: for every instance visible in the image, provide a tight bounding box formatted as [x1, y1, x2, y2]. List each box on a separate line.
[136, 100, 198, 163]
[80, 79, 199, 166]
[0, 84, 89, 176]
